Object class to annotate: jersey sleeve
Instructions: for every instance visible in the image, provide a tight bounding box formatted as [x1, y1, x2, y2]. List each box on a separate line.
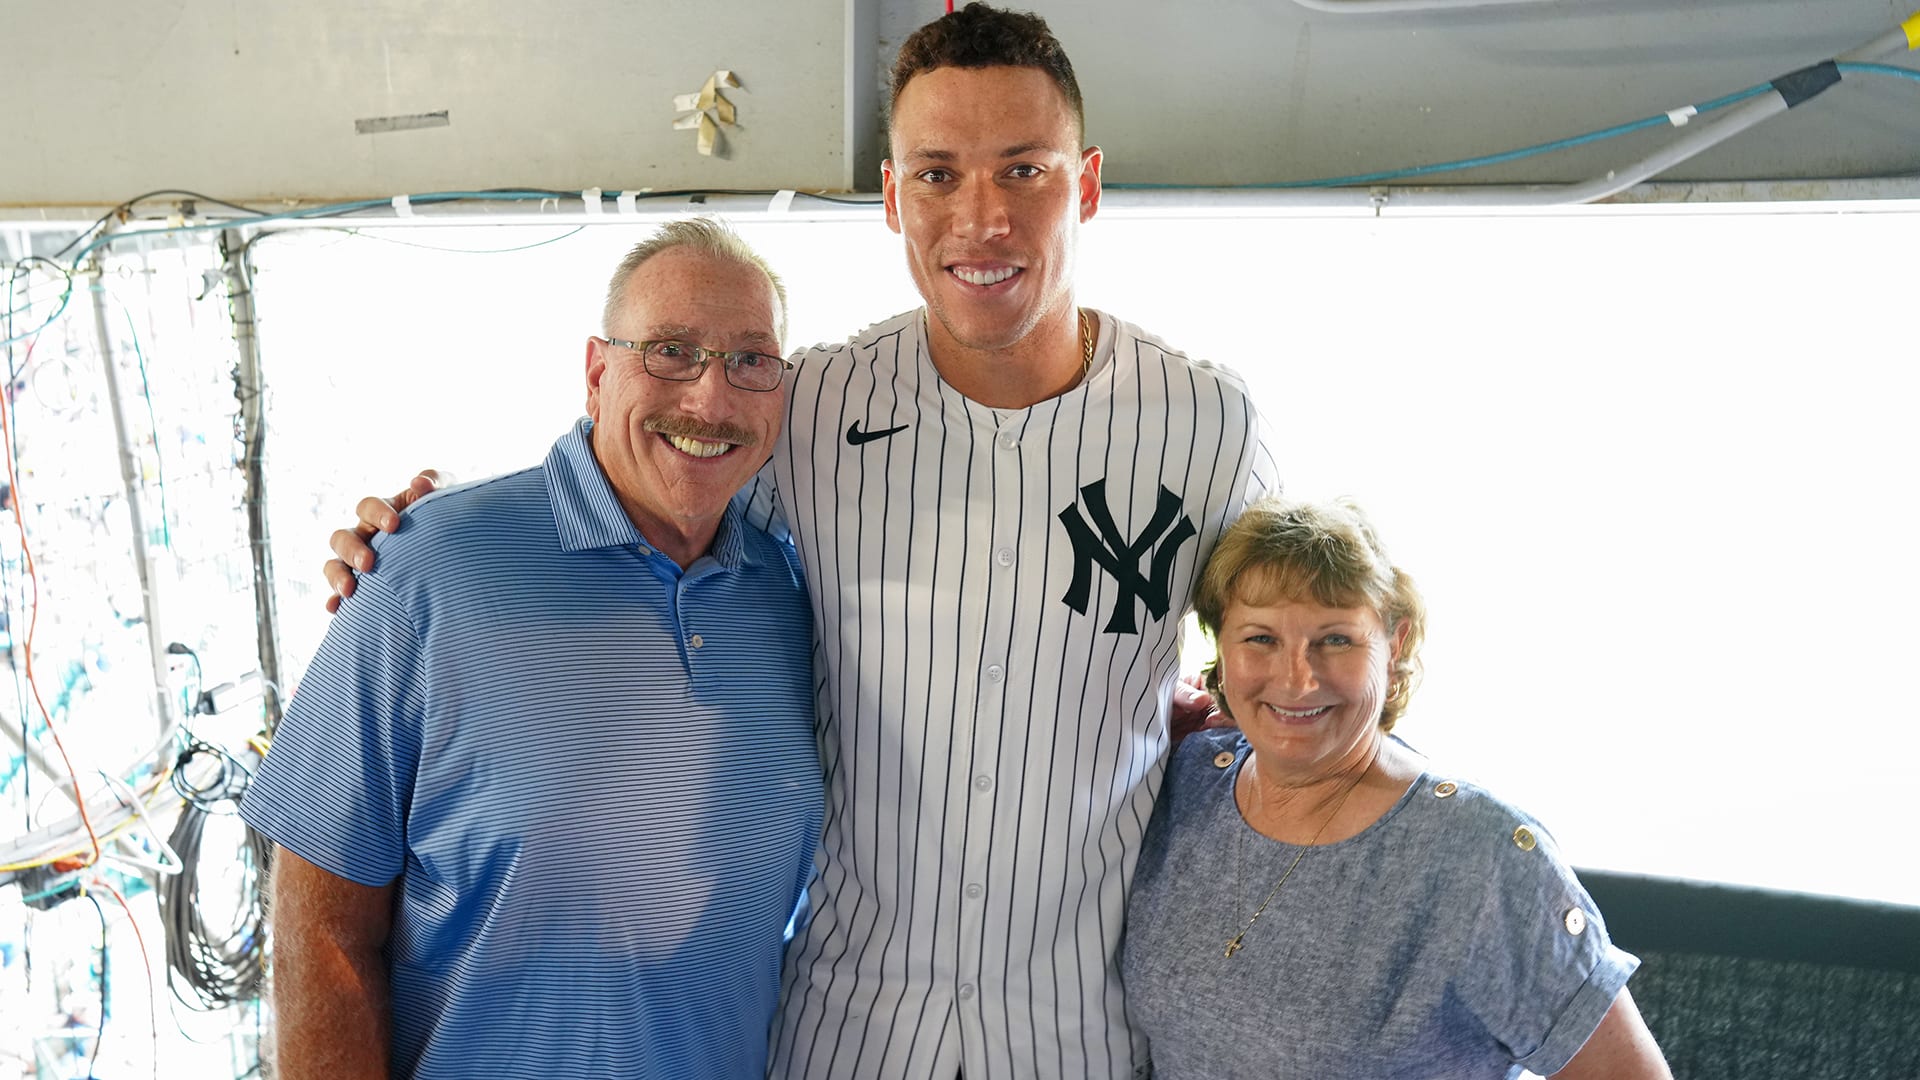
[1458, 819, 1640, 1074]
[239, 573, 426, 887]
[1239, 409, 1283, 508]
[740, 459, 790, 540]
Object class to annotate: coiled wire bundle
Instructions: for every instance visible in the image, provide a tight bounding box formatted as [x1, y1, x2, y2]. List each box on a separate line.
[158, 740, 273, 1010]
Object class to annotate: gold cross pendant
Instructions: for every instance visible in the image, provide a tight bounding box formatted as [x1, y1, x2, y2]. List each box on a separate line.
[1223, 934, 1245, 958]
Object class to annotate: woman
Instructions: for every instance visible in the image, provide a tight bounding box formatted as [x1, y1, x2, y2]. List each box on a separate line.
[1124, 498, 1670, 1079]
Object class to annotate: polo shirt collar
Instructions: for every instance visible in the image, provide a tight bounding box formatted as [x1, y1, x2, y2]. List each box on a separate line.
[545, 418, 755, 569]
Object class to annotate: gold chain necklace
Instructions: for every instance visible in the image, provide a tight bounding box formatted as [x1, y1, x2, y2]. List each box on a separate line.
[1223, 745, 1378, 959]
[1078, 307, 1094, 383]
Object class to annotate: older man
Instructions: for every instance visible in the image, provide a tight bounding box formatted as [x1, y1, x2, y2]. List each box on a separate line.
[329, 5, 1278, 1078]
[246, 220, 822, 1079]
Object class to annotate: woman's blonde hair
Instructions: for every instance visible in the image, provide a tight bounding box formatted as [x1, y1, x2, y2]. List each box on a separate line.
[1195, 497, 1426, 731]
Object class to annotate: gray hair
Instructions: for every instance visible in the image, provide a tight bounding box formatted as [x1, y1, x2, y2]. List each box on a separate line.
[601, 218, 789, 345]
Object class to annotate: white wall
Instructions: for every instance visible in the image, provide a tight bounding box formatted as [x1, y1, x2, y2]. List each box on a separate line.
[4, 0, 860, 203]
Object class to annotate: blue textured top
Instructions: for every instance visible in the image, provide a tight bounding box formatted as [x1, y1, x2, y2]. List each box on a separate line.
[242, 418, 823, 1080]
[1123, 729, 1637, 1079]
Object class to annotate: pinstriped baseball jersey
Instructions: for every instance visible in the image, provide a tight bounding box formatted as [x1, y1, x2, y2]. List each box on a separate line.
[746, 308, 1282, 1079]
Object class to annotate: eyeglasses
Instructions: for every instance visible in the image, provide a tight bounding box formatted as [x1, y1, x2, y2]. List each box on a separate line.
[599, 337, 794, 393]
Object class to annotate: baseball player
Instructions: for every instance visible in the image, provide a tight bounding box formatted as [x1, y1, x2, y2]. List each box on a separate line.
[325, 6, 1277, 1078]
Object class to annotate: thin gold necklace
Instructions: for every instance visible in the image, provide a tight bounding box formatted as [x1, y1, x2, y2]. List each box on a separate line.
[1077, 307, 1094, 384]
[1223, 745, 1378, 959]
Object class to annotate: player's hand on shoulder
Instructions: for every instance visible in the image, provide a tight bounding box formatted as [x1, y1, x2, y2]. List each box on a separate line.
[1169, 672, 1224, 746]
[323, 470, 443, 613]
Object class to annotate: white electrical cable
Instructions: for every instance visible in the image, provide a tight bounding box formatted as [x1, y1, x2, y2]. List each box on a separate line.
[97, 770, 184, 877]
[1, 725, 184, 869]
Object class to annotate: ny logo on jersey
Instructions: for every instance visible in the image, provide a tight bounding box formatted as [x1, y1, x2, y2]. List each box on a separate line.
[1057, 481, 1198, 635]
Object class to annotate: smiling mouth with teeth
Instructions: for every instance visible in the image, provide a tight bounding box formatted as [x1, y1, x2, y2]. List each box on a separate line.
[1265, 704, 1334, 720]
[951, 266, 1020, 286]
[664, 434, 734, 458]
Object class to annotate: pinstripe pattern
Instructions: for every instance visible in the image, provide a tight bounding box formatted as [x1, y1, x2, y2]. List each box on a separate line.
[243, 419, 823, 1080]
[748, 311, 1281, 1079]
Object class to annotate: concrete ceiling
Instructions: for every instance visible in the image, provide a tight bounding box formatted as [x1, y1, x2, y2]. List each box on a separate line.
[3, 0, 1915, 208]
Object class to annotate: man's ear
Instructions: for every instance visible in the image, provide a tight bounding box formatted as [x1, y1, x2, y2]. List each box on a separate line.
[584, 336, 607, 420]
[882, 159, 903, 235]
[1078, 145, 1104, 224]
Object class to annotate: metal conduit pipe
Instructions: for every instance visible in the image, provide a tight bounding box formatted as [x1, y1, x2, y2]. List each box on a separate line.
[1236, 14, 1913, 211]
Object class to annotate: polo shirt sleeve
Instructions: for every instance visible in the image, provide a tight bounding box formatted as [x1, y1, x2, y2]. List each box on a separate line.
[1457, 819, 1640, 1075]
[240, 573, 426, 887]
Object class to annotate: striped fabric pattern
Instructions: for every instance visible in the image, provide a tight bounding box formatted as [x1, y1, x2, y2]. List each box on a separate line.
[243, 418, 823, 1080]
[750, 310, 1281, 1079]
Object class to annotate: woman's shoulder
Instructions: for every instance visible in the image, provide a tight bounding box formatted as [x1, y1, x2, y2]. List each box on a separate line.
[1169, 727, 1248, 780]
[1407, 771, 1544, 826]
[1389, 769, 1585, 888]
[1157, 728, 1247, 815]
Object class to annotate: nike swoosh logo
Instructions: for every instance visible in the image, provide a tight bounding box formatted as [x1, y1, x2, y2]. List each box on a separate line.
[846, 422, 909, 446]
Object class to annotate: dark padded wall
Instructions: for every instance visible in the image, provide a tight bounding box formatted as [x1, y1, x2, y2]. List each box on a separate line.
[1579, 870, 1920, 1080]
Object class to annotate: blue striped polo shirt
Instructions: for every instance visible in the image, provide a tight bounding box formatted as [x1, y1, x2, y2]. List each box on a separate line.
[242, 418, 822, 1080]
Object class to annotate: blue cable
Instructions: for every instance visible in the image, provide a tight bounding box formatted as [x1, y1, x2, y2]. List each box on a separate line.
[1838, 61, 1920, 84]
[1, 190, 561, 347]
[1107, 83, 1774, 191]
[0, 267, 74, 349]
[116, 300, 174, 551]
[1110, 61, 1918, 192]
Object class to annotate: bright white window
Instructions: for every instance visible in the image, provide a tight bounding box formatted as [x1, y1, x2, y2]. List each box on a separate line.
[253, 202, 1920, 907]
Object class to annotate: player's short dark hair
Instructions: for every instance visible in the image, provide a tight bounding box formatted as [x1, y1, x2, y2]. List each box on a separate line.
[889, 3, 1084, 141]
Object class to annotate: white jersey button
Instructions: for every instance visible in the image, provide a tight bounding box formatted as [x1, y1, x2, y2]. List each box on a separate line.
[995, 547, 1015, 567]
[986, 665, 1004, 683]
[689, 633, 704, 649]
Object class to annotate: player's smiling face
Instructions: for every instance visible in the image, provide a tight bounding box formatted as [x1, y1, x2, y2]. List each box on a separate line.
[883, 64, 1102, 357]
[585, 246, 785, 563]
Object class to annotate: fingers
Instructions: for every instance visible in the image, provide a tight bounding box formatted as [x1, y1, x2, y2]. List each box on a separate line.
[323, 556, 358, 613]
[394, 470, 441, 512]
[1171, 678, 1214, 714]
[330, 526, 378, 573]
[355, 495, 401, 535]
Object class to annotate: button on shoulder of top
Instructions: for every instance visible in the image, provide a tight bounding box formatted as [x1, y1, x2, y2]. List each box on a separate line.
[1564, 907, 1588, 935]
[1512, 826, 1537, 852]
[1213, 751, 1236, 769]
